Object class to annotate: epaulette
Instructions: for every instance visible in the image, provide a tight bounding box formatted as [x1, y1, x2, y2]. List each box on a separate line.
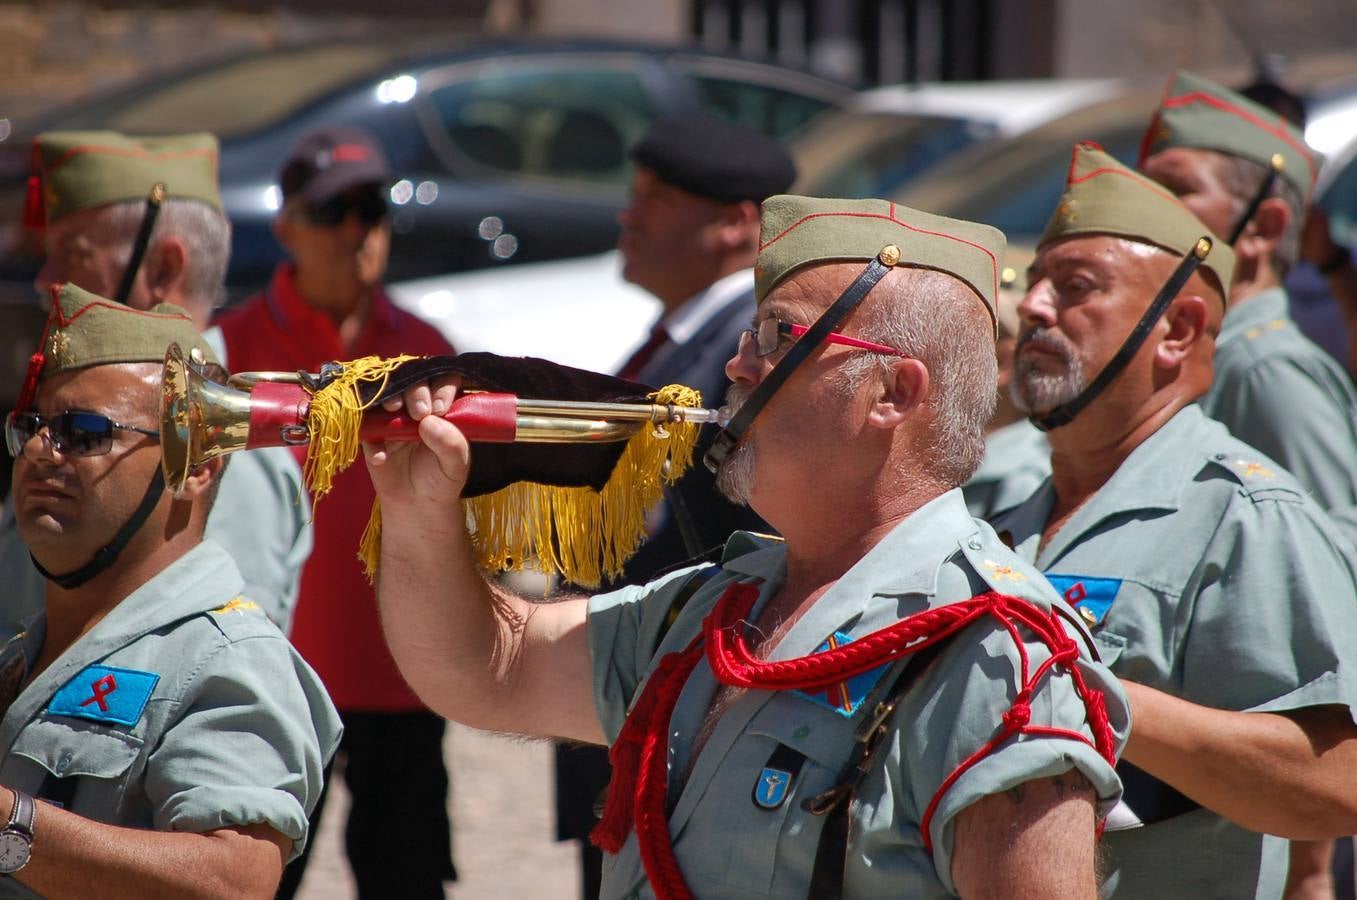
[201, 596, 278, 641]
[1203, 450, 1304, 501]
[1242, 318, 1288, 343]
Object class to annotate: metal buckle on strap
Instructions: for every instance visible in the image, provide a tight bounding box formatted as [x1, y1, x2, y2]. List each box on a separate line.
[854, 696, 899, 744]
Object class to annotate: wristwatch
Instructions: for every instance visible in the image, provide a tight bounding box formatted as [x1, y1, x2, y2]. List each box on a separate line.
[0, 790, 35, 874]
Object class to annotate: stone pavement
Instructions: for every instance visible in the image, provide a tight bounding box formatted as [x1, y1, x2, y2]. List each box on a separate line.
[295, 722, 582, 899]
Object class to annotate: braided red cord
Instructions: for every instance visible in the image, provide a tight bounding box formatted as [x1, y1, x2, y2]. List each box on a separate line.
[590, 583, 1117, 898]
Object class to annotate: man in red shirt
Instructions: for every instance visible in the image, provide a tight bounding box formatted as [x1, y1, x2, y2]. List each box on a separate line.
[215, 125, 456, 899]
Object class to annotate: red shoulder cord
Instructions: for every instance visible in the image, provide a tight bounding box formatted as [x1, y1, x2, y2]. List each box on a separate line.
[590, 583, 1118, 900]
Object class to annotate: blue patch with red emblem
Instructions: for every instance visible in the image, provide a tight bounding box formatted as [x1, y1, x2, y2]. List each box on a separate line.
[48, 664, 159, 727]
[794, 631, 891, 717]
[1045, 574, 1122, 626]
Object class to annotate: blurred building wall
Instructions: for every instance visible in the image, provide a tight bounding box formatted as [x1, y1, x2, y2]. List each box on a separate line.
[1050, 0, 1357, 81]
[0, 0, 1354, 122]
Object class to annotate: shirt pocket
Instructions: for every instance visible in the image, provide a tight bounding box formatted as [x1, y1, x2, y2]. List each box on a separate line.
[683, 698, 855, 897]
[8, 716, 144, 818]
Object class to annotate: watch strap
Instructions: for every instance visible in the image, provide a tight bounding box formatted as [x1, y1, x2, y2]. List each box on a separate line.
[10, 791, 34, 839]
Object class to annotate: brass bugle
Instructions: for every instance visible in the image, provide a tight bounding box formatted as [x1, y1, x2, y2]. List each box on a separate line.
[159, 343, 724, 495]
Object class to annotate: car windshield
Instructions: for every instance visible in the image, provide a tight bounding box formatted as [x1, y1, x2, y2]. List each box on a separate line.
[794, 110, 999, 198]
[36, 43, 410, 139]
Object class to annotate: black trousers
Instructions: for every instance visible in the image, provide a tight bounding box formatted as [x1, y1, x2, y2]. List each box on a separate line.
[278, 710, 456, 899]
[554, 743, 611, 900]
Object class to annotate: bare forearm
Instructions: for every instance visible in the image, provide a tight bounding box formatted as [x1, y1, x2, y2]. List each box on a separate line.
[17, 806, 284, 899]
[375, 503, 600, 741]
[1122, 682, 1357, 838]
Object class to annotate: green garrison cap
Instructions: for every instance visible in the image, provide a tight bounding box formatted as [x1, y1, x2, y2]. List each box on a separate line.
[24, 130, 222, 228]
[36, 283, 218, 378]
[1041, 142, 1235, 299]
[756, 195, 1004, 332]
[1138, 70, 1317, 202]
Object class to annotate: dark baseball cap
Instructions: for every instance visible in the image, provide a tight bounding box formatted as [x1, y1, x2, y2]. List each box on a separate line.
[278, 125, 392, 208]
[629, 114, 797, 204]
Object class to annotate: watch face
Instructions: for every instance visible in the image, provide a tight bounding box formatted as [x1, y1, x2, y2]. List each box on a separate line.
[0, 831, 30, 873]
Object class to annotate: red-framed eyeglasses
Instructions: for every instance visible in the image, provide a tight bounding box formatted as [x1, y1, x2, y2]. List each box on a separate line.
[739, 318, 907, 359]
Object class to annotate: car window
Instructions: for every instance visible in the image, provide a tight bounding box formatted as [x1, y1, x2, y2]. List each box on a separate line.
[794, 111, 999, 198]
[44, 43, 407, 139]
[423, 63, 653, 185]
[687, 75, 837, 139]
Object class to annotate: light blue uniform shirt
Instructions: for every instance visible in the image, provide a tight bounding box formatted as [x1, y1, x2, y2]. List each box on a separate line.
[962, 419, 1051, 521]
[994, 405, 1357, 900]
[589, 489, 1129, 899]
[0, 540, 341, 897]
[1202, 287, 1357, 543]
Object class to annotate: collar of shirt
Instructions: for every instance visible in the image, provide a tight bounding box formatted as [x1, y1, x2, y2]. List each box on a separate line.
[661, 268, 754, 345]
[1000, 405, 1211, 567]
[1218, 285, 1290, 345]
[265, 262, 400, 358]
[718, 489, 1016, 659]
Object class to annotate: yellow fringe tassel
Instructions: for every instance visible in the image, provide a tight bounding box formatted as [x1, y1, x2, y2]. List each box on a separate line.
[303, 354, 418, 505]
[357, 383, 705, 587]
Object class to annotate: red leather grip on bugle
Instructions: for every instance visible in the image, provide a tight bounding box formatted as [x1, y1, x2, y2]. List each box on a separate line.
[247, 382, 311, 448]
[359, 392, 519, 443]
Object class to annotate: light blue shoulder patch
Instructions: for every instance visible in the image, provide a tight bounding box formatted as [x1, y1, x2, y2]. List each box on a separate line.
[1045, 574, 1121, 626]
[794, 631, 890, 717]
[49, 664, 159, 727]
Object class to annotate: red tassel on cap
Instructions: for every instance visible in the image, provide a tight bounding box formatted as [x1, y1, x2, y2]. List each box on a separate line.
[14, 351, 44, 414]
[22, 174, 44, 231]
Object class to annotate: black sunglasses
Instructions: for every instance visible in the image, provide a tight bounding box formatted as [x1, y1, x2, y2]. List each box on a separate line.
[302, 189, 388, 228]
[5, 411, 159, 458]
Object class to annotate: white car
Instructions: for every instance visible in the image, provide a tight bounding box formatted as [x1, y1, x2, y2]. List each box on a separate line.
[387, 250, 659, 375]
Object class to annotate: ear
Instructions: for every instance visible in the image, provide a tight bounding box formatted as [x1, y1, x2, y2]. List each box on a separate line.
[711, 200, 759, 253]
[866, 357, 930, 429]
[177, 456, 224, 503]
[1237, 196, 1290, 261]
[1155, 294, 1209, 369]
[143, 236, 187, 302]
[272, 212, 295, 254]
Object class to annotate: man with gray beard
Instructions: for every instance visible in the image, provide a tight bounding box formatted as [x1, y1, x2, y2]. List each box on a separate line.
[993, 143, 1357, 900]
[359, 194, 1132, 898]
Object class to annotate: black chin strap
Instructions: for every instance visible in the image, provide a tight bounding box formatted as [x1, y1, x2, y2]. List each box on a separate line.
[704, 250, 896, 474]
[113, 183, 167, 304]
[32, 465, 166, 589]
[1226, 156, 1282, 246]
[1033, 237, 1213, 432]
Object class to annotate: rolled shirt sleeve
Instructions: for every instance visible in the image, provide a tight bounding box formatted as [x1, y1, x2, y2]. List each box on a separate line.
[144, 632, 341, 859]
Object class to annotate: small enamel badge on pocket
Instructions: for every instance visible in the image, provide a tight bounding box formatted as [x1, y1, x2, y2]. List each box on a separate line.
[752, 744, 806, 810]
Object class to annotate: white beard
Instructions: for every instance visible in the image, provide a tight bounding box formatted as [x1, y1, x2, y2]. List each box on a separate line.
[714, 384, 756, 505]
[1010, 328, 1087, 414]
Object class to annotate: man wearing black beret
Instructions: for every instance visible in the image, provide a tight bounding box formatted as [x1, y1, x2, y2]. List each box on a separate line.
[556, 114, 797, 898]
[615, 114, 797, 578]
